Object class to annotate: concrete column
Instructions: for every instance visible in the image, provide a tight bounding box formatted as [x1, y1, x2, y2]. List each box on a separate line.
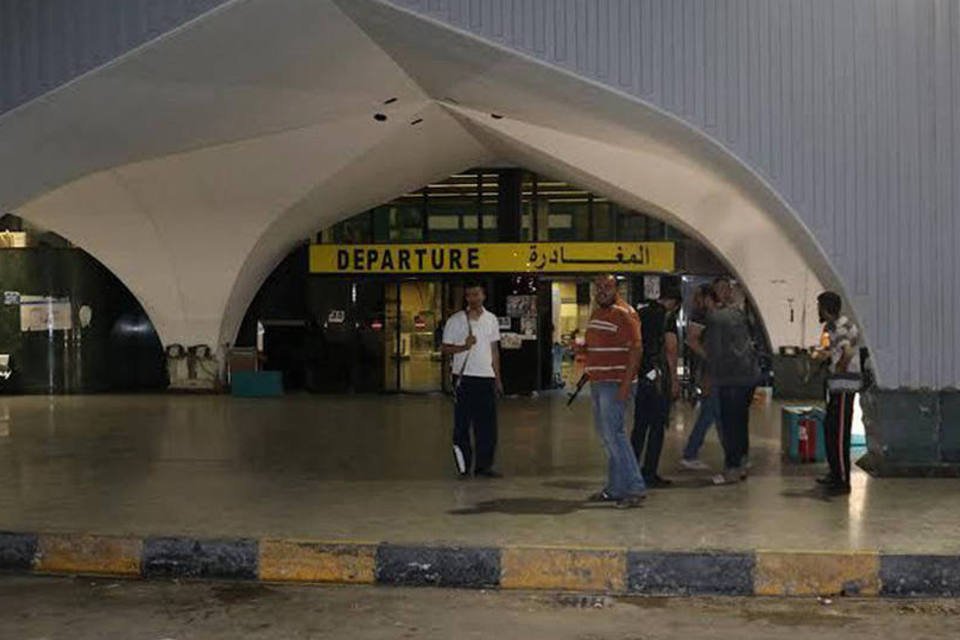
[497, 169, 523, 242]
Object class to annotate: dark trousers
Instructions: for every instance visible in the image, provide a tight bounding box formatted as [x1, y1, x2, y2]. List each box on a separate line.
[718, 385, 753, 471]
[631, 379, 670, 479]
[824, 390, 856, 487]
[453, 376, 498, 474]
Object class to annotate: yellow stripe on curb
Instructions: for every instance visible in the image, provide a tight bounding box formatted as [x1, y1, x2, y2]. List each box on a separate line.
[501, 547, 626, 592]
[259, 540, 376, 583]
[36, 534, 142, 576]
[754, 551, 880, 596]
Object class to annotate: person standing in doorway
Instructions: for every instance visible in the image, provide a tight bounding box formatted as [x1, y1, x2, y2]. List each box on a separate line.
[584, 274, 646, 508]
[631, 280, 682, 488]
[706, 293, 761, 485]
[441, 281, 503, 479]
[811, 291, 861, 496]
[680, 284, 720, 470]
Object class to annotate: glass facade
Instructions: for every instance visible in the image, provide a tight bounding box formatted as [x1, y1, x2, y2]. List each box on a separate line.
[244, 167, 742, 396]
[0, 214, 166, 394]
[321, 169, 688, 245]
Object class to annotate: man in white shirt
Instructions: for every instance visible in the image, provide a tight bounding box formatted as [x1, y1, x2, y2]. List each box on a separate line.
[441, 281, 503, 479]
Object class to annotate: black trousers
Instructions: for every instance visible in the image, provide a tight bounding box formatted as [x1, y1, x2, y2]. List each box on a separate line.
[631, 378, 670, 479]
[824, 390, 856, 487]
[718, 385, 753, 471]
[453, 376, 498, 474]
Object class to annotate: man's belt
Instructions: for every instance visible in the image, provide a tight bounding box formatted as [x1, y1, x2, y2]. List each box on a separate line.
[827, 373, 862, 392]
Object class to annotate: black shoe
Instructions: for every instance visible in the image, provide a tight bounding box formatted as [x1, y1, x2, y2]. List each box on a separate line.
[475, 469, 503, 479]
[615, 494, 645, 509]
[823, 483, 851, 496]
[587, 490, 617, 503]
[816, 474, 838, 485]
[644, 475, 673, 488]
[457, 472, 471, 481]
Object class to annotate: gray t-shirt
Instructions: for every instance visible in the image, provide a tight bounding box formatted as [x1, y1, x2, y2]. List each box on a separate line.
[705, 307, 760, 387]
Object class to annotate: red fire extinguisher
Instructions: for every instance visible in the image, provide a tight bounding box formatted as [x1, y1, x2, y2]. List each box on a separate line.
[798, 418, 817, 463]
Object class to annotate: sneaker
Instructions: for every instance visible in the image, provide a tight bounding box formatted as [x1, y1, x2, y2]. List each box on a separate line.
[615, 494, 645, 509]
[587, 490, 617, 503]
[712, 470, 740, 485]
[680, 458, 710, 471]
[475, 469, 503, 479]
[815, 474, 838, 485]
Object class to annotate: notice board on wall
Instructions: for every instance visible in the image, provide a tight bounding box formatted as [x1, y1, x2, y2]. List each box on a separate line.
[19, 296, 72, 332]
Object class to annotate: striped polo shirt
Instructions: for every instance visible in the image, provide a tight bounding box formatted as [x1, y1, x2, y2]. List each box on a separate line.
[584, 301, 642, 382]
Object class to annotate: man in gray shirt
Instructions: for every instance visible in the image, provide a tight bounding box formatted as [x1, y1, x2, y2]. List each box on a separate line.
[705, 303, 760, 485]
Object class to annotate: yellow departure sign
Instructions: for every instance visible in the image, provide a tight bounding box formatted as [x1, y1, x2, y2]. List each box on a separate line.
[309, 242, 675, 274]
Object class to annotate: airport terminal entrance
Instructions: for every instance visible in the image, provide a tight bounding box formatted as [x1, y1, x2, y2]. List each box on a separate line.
[306, 269, 657, 396]
[236, 168, 756, 396]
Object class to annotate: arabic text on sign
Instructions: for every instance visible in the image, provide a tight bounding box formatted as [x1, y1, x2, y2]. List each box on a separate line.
[525, 245, 652, 270]
[310, 242, 675, 274]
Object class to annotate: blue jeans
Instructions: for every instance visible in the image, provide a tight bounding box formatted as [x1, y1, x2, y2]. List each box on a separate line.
[682, 389, 720, 461]
[591, 381, 646, 498]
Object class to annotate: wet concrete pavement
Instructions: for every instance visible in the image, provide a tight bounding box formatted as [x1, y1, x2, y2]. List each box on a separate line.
[3, 577, 960, 640]
[0, 392, 958, 552]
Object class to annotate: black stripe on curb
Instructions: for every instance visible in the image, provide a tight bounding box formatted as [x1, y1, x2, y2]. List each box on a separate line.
[142, 537, 258, 580]
[375, 545, 500, 589]
[880, 555, 960, 597]
[0, 531, 38, 572]
[627, 551, 755, 595]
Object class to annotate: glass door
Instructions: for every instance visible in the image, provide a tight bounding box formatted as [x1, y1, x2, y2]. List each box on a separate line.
[398, 281, 443, 392]
[383, 283, 400, 392]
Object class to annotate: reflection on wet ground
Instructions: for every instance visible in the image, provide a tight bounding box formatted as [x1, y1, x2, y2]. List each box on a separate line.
[0, 392, 957, 552]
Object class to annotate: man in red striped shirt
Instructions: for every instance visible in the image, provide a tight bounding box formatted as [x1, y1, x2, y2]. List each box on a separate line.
[584, 274, 646, 508]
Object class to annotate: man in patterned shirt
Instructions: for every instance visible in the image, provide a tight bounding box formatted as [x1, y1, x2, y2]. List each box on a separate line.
[812, 291, 862, 496]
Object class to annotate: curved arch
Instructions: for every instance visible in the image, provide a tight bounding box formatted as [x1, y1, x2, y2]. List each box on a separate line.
[446, 103, 832, 353]
[338, 0, 869, 379]
[217, 102, 494, 348]
[1, 0, 874, 387]
[13, 171, 191, 348]
[0, 221, 166, 392]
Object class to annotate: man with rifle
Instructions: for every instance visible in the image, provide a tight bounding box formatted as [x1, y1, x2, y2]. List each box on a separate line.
[582, 274, 646, 509]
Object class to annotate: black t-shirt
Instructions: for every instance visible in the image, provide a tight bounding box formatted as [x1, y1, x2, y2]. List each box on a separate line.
[638, 301, 678, 372]
[687, 309, 708, 378]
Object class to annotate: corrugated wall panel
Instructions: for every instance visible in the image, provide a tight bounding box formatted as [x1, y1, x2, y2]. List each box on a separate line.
[0, 0, 229, 115]
[388, 0, 960, 389]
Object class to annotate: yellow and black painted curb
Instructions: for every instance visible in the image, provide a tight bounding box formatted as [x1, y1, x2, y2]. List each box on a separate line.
[2, 531, 958, 597]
